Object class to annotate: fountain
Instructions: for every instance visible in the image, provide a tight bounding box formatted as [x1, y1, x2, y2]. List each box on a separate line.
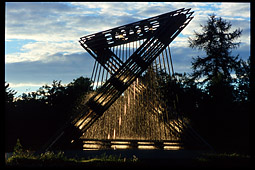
[43, 8, 211, 151]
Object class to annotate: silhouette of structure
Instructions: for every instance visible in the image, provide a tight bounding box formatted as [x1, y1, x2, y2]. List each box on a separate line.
[43, 8, 212, 151]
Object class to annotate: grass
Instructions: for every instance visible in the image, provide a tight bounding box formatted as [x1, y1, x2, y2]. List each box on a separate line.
[6, 151, 139, 167]
[194, 152, 251, 168]
[80, 152, 137, 163]
[5, 140, 139, 167]
[6, 139, 78, 167]
[5, 139, 250, 167]
[6, 151, 250, 168]
[6, 151, 78, 167]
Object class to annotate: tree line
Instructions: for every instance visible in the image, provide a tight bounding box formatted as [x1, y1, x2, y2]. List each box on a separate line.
[168, 14, 250, 153]
[5, 14, 250, 153]
[5, 77, 93, 151]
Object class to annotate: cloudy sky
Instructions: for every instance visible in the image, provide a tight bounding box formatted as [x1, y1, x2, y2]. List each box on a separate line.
[5, 2, 250, 96]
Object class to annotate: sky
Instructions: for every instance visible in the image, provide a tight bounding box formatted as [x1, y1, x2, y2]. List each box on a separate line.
[5, 2, 251, 97]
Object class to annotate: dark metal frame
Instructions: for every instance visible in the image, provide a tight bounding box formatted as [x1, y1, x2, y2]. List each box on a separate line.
[44, 8, 196, 151]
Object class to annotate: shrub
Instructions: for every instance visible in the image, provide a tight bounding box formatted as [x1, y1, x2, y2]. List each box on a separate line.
[6, 139, 76, 167]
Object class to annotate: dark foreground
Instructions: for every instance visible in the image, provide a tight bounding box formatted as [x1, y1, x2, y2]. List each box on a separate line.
[5, 149, 251, 168]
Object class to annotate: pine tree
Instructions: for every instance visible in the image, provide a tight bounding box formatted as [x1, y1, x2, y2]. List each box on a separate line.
[188, 14, 242, 83]
[13, 139, 23, 155]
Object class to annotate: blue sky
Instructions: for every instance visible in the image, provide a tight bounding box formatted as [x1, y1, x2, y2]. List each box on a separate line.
[5, 2, 250, 97]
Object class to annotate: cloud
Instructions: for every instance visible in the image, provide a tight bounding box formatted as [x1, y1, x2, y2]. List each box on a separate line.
[227, 19, 250, 46]
[5, 2, 250, 96]
[5, 41, 84, 63]
[71, 2, 148, 16]
[5, 52, 94, 85]
[9, 82, 45, 88]
[170, 46, 205, 73]
[214, 2, 250, 19]
[5, 2, 87, 42]
[6, 2, 250, 46]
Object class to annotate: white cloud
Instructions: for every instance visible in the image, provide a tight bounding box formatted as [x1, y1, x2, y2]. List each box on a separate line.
[5, 2, 250, 65]
[9, 82, 45, 88]
[5, 41, 84, 63]
[71, 2, 149, 15]
[215, 2, 250, 19]
[5, 2, 89, 42]
[5, 2, 251, 96]
[171, 36, 190, 48]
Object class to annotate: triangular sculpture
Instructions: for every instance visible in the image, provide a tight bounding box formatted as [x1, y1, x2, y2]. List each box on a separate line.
[44, 8, 212, 151]
[82, 67, 185, 150]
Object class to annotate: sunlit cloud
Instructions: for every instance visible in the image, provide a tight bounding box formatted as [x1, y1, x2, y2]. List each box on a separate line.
[5, 2, 250, 95]
[9, 82, 45, 88]
[5, 41, 84, 63]
[214, 2, 250, 19]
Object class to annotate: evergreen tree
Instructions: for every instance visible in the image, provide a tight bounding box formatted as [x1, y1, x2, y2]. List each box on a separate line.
[234, 57, 250, 102]
[188, 14, 242, 102]
[188, 14, 242, 83]
[186, 14, 251, 153]
[5, 82, 17, 104]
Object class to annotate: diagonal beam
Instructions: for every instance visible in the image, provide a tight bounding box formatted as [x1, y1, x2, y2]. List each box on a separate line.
[75, 12, 193, 131]
[44, 8, 194, 150]
[79, 8, 193, 75]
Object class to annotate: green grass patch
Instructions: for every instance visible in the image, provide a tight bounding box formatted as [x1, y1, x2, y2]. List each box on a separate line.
[195, 152, 250, 167]
[6, 139, 138, 167]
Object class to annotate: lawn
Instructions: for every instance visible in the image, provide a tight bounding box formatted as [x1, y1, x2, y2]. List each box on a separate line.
[5, 150, 251, 168]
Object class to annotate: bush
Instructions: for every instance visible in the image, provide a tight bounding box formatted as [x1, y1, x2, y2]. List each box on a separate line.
[6, 139, 76, 167]
[6, 139, 140, 167]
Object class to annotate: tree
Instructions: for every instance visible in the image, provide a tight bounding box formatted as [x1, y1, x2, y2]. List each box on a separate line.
[188, 14, 243, 104]
[5, 82, 17, 104]
[233, 56, 250, 102]
[13, 139, 23, 156]
[188, 14, 242, 84]
[5, 76, 94, 151]
[187, 14, 251, 152]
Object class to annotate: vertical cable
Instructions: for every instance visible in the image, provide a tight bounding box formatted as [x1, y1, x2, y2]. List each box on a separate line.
[122, 43, 124, 61]
[168, 46, 175, 77]
[119, 44, 122, 62]
[91, 60, 97, 81]
[92, 61, 99, 89]
[161, 50, 167, 75]
[132, 41, 134, 54]
[125, 42, 128, 62]
[158, 52, 163, 73]
[128, 42, 130, 60]
[96, 64, 102, 89]
[101, 65, 105, 87]
[165, 47, 171, 76]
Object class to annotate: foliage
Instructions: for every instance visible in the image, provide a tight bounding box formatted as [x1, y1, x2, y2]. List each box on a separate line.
[7, 151, 77, 166]
[81, 153, 138, 163]
[5, 82, 17, 105]
[5, 76, 93, 151]
[6, 141, 139, 167]
[233, 57, 250, 102]
[4, 14, 250, 154]
[188, 14, 242, 84]
[89, 153, 125, 162]
[7, 139, 37, 165]
[196, 152, 250, 164]
[187, 14, 249, 104]
[13, 139, 23, 156]
[7, 139, 77, 166]
[186, 14, 249, 153]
